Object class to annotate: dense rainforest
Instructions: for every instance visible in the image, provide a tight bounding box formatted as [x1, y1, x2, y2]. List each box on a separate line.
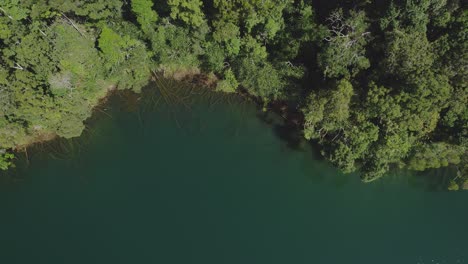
[0, 0, 466, 189]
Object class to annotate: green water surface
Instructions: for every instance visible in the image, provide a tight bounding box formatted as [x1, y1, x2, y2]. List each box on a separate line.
[1, 82, 467, 264]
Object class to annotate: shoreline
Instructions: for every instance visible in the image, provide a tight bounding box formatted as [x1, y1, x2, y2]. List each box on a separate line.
[10, 84, 118, 154]
[7, 70, 221, 155]
[9, 68, 302, 157]
[5, 70, 465, 190]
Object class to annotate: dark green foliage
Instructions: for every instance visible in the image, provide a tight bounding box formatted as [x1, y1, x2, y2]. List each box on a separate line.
[216, 69, 238, 93]
[407, 143, 463, 171]
[150, 22, 204, 73]
[236, 58, 283, 100]
[318, 9, 370, 78]
[168, 0, 205, 27]
[0, 151, 14, 170]
[0, 0, 465, 190]
[98, 25, 151, 91]
[303, 79, 354, 140]
[383, 30, 434, 77]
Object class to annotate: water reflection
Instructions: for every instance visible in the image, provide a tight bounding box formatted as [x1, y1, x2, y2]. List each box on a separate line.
[0, 79, 466, 264]
[1, 79, 460, 192]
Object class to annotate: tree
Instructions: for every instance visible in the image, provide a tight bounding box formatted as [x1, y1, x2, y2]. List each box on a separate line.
[236, 58, 283, 100]
[212, 20, 241, 57]
[203, 42, 226, 72]
[407, 142, 464, 171]
[98, 26, 151, 91]
[216, 68, 238, 93]
[51, 0, 123, 20]
[131, 0, 158, 34]
[303, 79, 354, 140]
[0, 0, 30, 20]
[318, 9, 370, 78]
[213, 0, 289, 39]
[379, 0, 450, 33]
[150, 22, 203, 73]
[326, 120, 379, 173]
[0, 151, 14, 170]
[383, 30, 434, 77]
[168, 0, 205, 27]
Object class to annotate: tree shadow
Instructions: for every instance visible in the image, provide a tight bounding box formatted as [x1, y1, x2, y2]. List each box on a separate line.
[405, 167, 456, 192]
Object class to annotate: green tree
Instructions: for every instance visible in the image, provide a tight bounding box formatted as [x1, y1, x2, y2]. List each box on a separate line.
[383, 30, 434, 77]
[407, 142, 464, 171]
[326, 119, 379, 173]
[212, 20, 241, 57]
[303, 79, 354, 139]
[318, 9, 370, 78]
[51, 0, 123, 20]
[131, 0, 158, 34]
[151, 22, 203, 74]
[0, 151, 14, 170]
[0, 0, 30, 20]
[236, 58, 283, 100]
[216, 68, 238, 93]
[98, 26, 151, 91]
[168, 0, 205, 27]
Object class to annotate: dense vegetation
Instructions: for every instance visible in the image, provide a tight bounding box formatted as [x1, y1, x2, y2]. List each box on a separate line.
[0, 0, 466, 188]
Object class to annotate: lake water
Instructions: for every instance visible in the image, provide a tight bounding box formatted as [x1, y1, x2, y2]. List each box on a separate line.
[1, 80, 467, 264]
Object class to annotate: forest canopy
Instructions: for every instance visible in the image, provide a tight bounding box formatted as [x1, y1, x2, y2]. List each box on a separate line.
[0, 0, 466, 189]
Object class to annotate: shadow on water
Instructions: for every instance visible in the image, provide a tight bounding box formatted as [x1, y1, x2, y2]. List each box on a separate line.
[360, 165, 459, 192]
[256, 111, 307, 151]
[255, 103, 317, 155]
[407, 166, 458, 192]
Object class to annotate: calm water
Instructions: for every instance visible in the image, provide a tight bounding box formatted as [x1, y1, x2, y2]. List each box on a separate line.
[1, 81, 467, 264]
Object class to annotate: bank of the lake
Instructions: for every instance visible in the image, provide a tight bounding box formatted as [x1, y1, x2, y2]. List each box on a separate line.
[2, 0, 466, 190]
[1, 82, 466, 264]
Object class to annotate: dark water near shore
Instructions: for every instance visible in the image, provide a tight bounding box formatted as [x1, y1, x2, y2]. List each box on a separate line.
[1, 80, 467, 264]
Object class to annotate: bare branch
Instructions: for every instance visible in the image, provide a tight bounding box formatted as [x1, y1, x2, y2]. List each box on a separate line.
[60, 12, 85, 37]
[0, 7, 13, 20]
[12, 63, 23, 70]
